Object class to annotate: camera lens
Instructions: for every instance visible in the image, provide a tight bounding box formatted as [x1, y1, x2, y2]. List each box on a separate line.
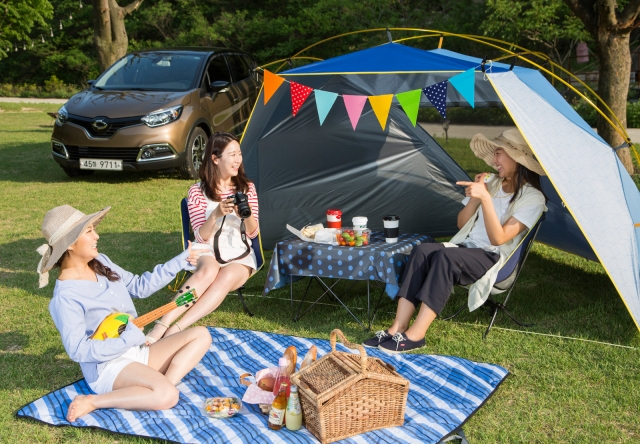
[234, 192, 252, 218]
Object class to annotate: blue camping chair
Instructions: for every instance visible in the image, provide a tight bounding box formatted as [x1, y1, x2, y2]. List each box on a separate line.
[443, 212, 546, 339]
[177, 197, 264, 316]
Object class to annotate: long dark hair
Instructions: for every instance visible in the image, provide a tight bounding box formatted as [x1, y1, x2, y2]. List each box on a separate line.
[199, 132, 250, 201]
[56, 251, 120, 282]
[509, 164, 547, 205]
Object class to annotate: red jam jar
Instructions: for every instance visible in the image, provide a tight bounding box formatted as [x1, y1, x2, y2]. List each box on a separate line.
[326, 209, 342, 229]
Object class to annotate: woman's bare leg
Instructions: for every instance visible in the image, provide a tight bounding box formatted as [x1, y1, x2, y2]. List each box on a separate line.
[148, 326, 212, 384]
[146, 256, 220, 342]
[387, 298, 417, 335]
[66, 328, 211, 422]
[66, 363, 179, 422]
[403, 302, 438, 341]
[164, 264, 251, 336]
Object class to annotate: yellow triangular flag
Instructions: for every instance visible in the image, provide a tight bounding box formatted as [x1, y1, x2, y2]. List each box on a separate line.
[368, 94, 393, 130]
[264, 70, 286, 105]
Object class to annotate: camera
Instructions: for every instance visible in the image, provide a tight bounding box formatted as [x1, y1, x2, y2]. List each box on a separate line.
[231, 192, 252, 219]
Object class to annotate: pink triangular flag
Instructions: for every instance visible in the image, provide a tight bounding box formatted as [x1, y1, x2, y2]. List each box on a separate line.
[290, 81, 314, 117]
[343, 95, 368, 130]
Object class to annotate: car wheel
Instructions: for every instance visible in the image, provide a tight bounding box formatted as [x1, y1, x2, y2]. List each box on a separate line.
[179, 127, 208, 180]
[61, 167, 95, 177]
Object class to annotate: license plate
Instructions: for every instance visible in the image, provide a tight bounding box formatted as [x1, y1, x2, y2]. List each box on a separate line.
[80, 158, 123, 170]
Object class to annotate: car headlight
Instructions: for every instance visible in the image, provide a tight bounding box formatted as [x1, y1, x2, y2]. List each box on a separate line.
[141, 105, 183, 128]
[55, 105, 68, 126]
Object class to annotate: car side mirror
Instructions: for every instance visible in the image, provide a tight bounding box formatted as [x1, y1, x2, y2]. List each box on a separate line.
[210, 80, 230, 93]
[87, 80, 96, 86]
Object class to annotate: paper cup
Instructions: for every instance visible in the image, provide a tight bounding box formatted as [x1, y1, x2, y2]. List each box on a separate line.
[383, 215, 400, 243]
[352, 216, 368, 235]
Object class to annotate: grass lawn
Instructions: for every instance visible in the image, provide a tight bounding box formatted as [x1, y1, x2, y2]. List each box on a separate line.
[1, 104, 639, 443]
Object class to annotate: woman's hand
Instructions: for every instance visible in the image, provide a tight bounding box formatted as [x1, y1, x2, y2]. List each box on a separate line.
[185, 241, 204, 267]
[456, 173, 491, 201]
[216, 197, 236, 218]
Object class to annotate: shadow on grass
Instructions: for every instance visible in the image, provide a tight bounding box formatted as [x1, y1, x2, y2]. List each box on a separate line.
[0, 142, 189, 184]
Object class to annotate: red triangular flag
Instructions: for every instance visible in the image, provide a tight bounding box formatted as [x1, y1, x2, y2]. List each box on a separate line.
[290, 81, 314, 117]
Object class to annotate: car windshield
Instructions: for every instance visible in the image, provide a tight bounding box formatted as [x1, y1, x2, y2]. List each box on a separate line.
[94, 53, 205, 91]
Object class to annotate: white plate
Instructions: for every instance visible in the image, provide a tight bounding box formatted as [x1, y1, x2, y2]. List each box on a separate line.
[79, 158, 123, 170]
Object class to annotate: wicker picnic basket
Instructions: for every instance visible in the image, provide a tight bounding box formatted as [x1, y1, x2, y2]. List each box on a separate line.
[291, 329, 409, 443]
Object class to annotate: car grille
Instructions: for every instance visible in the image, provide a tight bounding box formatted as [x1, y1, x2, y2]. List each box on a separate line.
[66, 146, 141, 162]
[67, 114, 143, 138]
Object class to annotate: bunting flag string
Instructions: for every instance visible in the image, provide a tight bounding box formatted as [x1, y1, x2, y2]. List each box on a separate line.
[315, 90, 339, 125]
[368, 94, 393, 130]
[261, 67, 478, 129]
[422, 81, 448, 119]
[290, 81, 314, 117]
[264, 70, 286, 105]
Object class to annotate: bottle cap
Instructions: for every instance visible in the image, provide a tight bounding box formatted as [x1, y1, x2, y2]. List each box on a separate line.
[279, 357, 288, 366]
[290, 384, 298, 392]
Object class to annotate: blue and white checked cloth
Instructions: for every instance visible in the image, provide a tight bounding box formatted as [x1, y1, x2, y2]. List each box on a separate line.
[17, 328, 508, 443]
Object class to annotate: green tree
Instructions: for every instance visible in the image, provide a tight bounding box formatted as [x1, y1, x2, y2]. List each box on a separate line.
[563, 0, 639, 174]
[483, 0, 590, 66]
[0, 0, 53, 59]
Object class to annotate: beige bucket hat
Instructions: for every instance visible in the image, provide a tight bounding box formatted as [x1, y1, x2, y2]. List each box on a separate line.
[470, 128, 545, 176]
[36, 205, 110, 288]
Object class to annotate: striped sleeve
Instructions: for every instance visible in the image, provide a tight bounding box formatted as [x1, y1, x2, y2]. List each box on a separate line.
[247, 182, 260, 239]
[187, 184, 208, 243]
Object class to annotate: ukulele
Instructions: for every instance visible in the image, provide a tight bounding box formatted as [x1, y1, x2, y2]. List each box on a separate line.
[91, 288, 198, 341]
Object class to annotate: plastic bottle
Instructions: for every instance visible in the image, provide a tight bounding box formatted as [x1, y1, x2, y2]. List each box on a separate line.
[268, 383, 288, 430]
[285, 384, 302, 431]
[272, 357, 291, 397]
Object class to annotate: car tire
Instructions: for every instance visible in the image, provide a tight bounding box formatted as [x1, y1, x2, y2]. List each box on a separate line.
[179, 127, 208, 180]
[61, 167, 95, 177]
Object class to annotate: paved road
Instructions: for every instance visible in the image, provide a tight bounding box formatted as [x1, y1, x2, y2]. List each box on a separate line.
[420, 122, 640, 144]
[0, 97, 67, 104]
[3, 97, 639, 144]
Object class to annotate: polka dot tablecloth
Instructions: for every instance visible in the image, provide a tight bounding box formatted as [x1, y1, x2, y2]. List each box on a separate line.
[263, 231, 432, 298]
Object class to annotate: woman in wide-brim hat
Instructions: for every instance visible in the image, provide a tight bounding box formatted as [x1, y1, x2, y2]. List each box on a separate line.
[38, 204, 212, 422]
[363, 129, 547, 353]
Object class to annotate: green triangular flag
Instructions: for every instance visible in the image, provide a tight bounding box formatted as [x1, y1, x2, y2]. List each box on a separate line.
[395, 89, 422, 127]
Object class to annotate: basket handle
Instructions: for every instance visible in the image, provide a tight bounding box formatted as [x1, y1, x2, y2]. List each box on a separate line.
[330, 329, 367, 373]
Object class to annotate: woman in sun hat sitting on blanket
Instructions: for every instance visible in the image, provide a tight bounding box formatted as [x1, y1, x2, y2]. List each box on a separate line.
[145, 131, 260, 343]
[363, 129, 547, 353]
[37, 205, 212, 422]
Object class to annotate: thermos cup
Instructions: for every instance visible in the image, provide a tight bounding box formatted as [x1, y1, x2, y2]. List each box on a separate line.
[383, 215, 400, 243]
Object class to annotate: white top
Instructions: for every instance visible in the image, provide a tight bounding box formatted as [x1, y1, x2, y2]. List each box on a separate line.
[461, 185, 542, 253]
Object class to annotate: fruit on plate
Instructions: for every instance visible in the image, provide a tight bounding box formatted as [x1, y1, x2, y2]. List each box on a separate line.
[258, 376, 275, 392]
[337, 229, 369, 247]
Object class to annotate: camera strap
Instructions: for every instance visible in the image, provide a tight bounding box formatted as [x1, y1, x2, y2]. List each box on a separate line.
[213, 215, 251, 264]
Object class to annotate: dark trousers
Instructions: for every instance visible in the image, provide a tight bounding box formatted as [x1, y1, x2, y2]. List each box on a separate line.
[398, 242, 499, 315]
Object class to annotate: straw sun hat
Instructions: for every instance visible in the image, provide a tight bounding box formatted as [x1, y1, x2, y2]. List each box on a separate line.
[36, 205, 110, 288]
[470, 129, 545, 176]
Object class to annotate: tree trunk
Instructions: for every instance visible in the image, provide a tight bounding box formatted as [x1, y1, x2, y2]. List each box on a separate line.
[92, 0, 143, 73]
[596, 28, 635, 174]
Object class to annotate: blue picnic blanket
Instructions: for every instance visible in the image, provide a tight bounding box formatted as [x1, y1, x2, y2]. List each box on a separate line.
[16, 328, 508, 443]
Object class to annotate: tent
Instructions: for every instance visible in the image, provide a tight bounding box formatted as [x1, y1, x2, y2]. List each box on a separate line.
[240, 42, 640, 330]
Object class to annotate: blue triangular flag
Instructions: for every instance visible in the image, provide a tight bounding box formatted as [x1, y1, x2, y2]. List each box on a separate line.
[449, 68, 475, 108]
[422, 81, 448, 119]
[314, 90, 339, 125]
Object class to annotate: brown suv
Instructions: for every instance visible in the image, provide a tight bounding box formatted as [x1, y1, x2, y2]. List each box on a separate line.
[51, 48, 262, 178]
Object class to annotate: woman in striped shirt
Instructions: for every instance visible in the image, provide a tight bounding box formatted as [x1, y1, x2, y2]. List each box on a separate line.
[147, 132, 259, 342]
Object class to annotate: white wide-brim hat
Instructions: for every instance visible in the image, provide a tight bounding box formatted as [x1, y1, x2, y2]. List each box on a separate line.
[470, 129, 546, 176]
[37, 205, 111, 288]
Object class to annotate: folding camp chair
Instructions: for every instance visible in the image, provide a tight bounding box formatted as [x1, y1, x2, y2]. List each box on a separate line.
[442, 213, 545, 339]
[176, 197, 264, 316]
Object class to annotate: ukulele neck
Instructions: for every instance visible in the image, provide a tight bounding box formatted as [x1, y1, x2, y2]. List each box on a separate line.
[132, 301, 179, 329]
